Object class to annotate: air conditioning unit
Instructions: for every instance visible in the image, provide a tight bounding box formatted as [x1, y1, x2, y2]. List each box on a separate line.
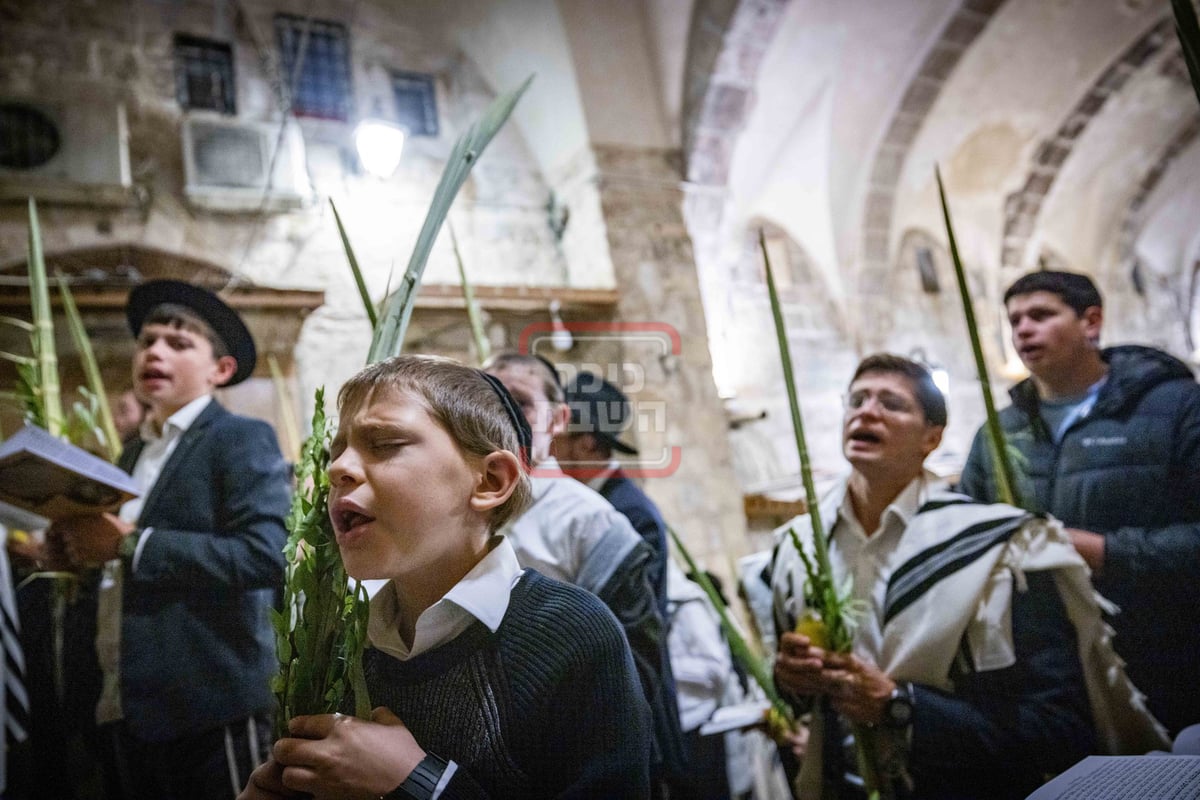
[0, 93, 132, 205]
[182, 114, 312, 212]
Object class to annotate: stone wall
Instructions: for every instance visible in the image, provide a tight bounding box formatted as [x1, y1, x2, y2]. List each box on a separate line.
[0, 0, 580, 404]
[591, 143, 749, 581]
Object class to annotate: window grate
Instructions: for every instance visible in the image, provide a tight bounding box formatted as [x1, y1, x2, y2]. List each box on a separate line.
[275, 14, 353, 121]
[174, 34, 236, 114]
[391, 71, 438, 137]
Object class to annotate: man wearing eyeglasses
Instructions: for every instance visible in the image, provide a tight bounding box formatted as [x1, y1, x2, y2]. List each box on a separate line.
[769, 354, 1164, 800]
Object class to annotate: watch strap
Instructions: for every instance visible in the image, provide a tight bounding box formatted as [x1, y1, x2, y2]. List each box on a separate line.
[387, 752, 449, 800]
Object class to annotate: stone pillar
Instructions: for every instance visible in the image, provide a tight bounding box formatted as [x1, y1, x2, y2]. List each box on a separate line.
[589, 143, 749, 581]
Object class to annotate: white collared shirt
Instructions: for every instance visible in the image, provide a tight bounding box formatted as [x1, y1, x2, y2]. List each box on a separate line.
[502, 456, 640, 591]
[828, 474, 931, 663]
[120, 394, 214, 529]
[95, 394, 213, 725]
[367, 536, 524, 661]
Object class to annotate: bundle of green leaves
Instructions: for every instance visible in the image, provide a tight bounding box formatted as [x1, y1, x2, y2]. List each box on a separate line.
[271, 389, 371, 737]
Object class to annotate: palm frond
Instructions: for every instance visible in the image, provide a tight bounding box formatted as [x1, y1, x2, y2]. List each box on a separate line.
[667, 526, 792, 725]
[26, 199, 63, 436]
[449, 222, 491, 365]
[57, 274, 119, 461]
[935, 168, 1022, 508]
[368, 76, 533, 363]
[330, 197, 378, 329]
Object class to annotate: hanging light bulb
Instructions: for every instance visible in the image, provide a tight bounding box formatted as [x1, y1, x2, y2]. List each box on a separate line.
[354, 119, 405, 179]
[549, 299, 573, 352]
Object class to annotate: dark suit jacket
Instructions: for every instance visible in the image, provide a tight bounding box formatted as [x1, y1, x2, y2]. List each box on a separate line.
[599, 472, 668, 617]
[115, 399, 290, 742]
[596, 471, 689, 779]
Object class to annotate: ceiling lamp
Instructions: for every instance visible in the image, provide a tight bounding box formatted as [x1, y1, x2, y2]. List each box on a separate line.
[354, 120, 405, 179]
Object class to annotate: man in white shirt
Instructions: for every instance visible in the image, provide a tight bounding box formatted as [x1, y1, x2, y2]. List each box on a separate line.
[52, 280, 290, 800]
[769, 353, 1140, 799]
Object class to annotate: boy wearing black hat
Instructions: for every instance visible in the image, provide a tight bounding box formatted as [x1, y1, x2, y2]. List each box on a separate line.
[52, 280, 291, 800]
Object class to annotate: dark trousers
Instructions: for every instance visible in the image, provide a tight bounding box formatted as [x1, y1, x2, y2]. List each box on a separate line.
[98, 714, 271, 800]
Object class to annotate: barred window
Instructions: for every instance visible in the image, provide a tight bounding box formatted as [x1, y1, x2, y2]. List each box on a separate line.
[174, 35, 236, 114]
[275, 14, 353, 121]
[391, 71, 438, 137]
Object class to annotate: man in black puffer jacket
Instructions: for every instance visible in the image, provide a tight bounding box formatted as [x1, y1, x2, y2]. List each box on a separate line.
[959, 270, 1200, 738]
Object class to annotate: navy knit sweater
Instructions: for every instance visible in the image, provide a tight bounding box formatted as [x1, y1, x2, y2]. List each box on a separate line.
[361, 570, 652, 799]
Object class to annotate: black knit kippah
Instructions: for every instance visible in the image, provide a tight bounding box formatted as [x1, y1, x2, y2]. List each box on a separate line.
[479, 371, 533, 467]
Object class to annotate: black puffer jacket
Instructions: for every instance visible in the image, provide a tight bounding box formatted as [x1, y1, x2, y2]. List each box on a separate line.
[960, 345, 1200, 736]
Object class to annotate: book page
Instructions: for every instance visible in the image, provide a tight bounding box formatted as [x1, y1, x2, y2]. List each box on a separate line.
[1027, 756, 1200, 800]
[0, 425, 137, 519]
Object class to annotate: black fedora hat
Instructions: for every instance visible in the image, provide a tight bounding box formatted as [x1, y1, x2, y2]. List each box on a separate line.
[126, 280, 256, 387]
[564, 372, 638, 455]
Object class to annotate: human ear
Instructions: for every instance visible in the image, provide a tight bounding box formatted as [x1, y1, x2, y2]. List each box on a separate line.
[1081, 306, 1103, 344]
[469, 451, 521, 513]
[547, 401, 571, 437]
[211, 355, 238, 387]
[921, 425, 944, 457]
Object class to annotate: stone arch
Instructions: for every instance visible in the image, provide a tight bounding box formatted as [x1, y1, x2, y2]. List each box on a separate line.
[681, 0, 791, 186]
[999, 16, 1175, 272]
[858, 0, 1007, 300]
[1117, 111, 1200, 280]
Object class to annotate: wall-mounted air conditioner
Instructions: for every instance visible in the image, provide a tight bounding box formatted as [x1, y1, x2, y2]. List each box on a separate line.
[181, 114, 312, 212]
[0, 92, 133, 205]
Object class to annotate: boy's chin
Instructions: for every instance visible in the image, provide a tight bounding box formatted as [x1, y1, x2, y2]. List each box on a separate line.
[339, 555, 383, 583]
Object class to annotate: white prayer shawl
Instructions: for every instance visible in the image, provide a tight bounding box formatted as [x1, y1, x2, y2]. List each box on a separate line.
[772, 485, 1168, 797]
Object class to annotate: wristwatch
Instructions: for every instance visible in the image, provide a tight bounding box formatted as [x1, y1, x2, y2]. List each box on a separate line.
[387, 753, 449, 800]
[883, 682, 915, 729]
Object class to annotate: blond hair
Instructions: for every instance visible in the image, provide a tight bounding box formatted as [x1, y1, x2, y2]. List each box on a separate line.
[337, 355, 532, 532]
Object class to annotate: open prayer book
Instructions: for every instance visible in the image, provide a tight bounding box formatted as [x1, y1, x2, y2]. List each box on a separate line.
[0, 424, 137, 520]
[1026, 755, 1200, 799]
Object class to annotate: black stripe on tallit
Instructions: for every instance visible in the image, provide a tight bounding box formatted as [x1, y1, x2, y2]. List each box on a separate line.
[914, 497, 978, 514]
[882, 513, 1029, 626]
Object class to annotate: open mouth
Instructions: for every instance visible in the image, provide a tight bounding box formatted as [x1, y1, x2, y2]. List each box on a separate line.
[141, 368, 169, 382]
[849, 431, 882, 444]
[331, 500, 375, 536]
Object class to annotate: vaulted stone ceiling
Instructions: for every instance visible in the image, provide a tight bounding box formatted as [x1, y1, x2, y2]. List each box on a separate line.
[665, 0, 1200, 477]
